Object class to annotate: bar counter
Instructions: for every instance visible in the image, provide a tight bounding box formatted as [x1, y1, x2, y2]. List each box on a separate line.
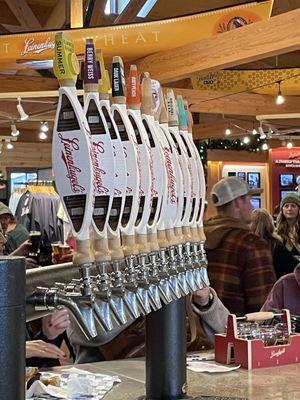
[50, 356, 300, 399]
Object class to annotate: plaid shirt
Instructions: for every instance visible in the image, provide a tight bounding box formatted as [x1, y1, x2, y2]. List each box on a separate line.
[205, 224, 276, 316]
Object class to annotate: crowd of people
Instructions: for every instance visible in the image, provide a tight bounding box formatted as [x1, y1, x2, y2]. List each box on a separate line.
[3, 174, 300, 367]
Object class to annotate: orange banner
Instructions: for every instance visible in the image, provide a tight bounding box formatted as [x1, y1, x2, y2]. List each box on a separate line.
[0, 1, 273, 70]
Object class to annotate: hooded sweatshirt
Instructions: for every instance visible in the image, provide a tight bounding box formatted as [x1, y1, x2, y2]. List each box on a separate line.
[204, 215, 276, 316]
[262, 264, 300, 315]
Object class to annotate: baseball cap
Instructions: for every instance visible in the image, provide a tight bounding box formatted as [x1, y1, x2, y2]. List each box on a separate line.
[0, 202, 13, 216]
[280, 192, 300, 209]
[211, 176, 263, 207]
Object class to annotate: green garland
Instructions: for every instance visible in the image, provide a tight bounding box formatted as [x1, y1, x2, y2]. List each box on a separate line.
[195, 135, 266, 167]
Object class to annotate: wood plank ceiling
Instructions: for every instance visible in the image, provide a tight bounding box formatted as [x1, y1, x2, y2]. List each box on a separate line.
[0, 0, 300, 144]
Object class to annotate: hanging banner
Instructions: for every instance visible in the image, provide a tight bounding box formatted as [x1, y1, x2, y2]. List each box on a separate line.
[0, 1, 273, 70]
[191, 68, 300, 95]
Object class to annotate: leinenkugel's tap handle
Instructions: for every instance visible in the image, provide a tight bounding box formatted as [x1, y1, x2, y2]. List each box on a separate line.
[82, 39, 115, 263]
[127, 65, 152, 255]
[111, 56, 140, 258]
[141, 73, 164, 253]
[184, 100, 206, 243]
[96, 49, 127, 262]
[52, 31, 94, 266]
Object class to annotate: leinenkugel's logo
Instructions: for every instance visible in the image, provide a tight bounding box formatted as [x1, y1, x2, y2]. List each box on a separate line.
[91, 140, 109, 195]
[213, 11, 262, 35]
[163, 147, 177, 204]
[59, 133, 85, 193]
[21, 37, 55, 56]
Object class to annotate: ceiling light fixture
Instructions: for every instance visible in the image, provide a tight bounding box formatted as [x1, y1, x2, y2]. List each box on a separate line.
[6, 141, 13, 150]
[252, 123, 257, 135]
[39, 131, 47, 140]
[262, 142, 269, 151]
[17, 97, 29, 120]
[243, 136, 250, 144]
[276, 81, 285, 105]
[40, 121, 49, 132]
[10, 121, 20, 137]
[287, 140, 293, 149]
[225, 124, 232, 136]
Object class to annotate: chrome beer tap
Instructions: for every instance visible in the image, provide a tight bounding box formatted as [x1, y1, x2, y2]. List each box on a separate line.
[27, 286, 98, 340]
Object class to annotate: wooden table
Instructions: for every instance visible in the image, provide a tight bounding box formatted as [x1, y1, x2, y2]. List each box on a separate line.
[51, 356, 300, 399]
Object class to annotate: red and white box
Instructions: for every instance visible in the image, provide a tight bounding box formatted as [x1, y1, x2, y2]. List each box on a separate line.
[215, 309, 300, 369]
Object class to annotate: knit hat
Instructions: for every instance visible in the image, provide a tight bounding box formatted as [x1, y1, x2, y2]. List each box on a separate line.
[211, 176, 263, 207]
[0, 202, 13, 216]
[280, 193, 300, 209]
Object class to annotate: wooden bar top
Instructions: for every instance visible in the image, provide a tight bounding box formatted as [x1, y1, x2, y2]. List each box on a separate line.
[49, 354, 300, 399]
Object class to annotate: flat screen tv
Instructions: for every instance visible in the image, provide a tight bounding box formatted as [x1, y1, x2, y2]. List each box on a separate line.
[250, 198, 261, 209]
[237, 172, 246, 181]
[247, 172, 260, 189]
[280, 190, 296, 200]
[280, 173, 294, 187]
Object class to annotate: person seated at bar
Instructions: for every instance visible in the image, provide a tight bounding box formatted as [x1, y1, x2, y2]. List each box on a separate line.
[250, 208, 299, 278]
[276, 193, 300, 259]
[26, 309, 72, 368]
[204, 176, 276, 315]
[262, 264, 300, 317]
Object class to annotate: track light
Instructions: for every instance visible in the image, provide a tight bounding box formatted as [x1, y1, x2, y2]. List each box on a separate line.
[287, 140, 293, 149]
[10, 121, 20, 137]
[243, 136, 250, 144]
[262, 142, 269, 151]
[6, 142, 13, 150]
[39, 131, 47, 140]
[252, 123, 257, 135]
[258, 126, 266, 139]
[17, 97, 29, 121]
[276, 81, 285, 105]
[41, 121, 49, 132]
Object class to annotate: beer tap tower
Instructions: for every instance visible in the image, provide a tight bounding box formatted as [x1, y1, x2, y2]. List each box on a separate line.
[22, 31, 209, 400]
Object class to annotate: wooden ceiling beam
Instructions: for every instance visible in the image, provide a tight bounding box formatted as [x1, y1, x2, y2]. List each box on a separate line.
[89, 0, 108, 26]
[192, 120, 255, 140]
[169, 88, 300, 116]
[0, 75, 58, 94]
[114, 0, 147, 24]
[136, 8, 300, 83]
[43, 0, 66, 29]
[3, 0, 42, 30]
[71, 0, 83, 28]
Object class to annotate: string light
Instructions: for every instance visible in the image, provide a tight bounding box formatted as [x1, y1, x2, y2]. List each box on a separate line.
[276, 81, 285, 105]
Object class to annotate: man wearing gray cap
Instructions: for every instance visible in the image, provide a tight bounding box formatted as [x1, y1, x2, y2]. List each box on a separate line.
[201, 176, 276, 316]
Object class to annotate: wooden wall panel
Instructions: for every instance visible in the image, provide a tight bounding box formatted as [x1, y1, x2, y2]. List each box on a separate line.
[0, 142, 51, 173]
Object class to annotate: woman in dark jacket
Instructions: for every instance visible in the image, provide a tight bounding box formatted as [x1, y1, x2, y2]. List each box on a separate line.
[251, 208, 299, 278]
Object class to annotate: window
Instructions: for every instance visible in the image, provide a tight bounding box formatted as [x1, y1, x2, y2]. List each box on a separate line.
[10, 172, 37, 193]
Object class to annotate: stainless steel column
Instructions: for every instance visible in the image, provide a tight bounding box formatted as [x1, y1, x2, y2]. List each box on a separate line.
[0, 256, 25, 400]
[146, 297, 187, 400]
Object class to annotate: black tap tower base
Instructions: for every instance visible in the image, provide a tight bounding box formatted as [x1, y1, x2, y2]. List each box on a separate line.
[0, 257, 25, 400]
[145, 297, 187, 400]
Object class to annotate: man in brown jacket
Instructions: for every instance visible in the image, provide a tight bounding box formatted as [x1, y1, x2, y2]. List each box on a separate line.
[202, 176, 276, 316]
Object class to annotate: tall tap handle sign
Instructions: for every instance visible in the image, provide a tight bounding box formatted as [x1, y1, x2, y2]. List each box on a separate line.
[52, 31, 94, 265]
[96, 50, 127, 261]
[152, 85, 179, 248]
[127, 65, 153, 255]
[82, 40, 116, 263]
[184, 100, 206, 242]
[111, 56, 140, 257]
